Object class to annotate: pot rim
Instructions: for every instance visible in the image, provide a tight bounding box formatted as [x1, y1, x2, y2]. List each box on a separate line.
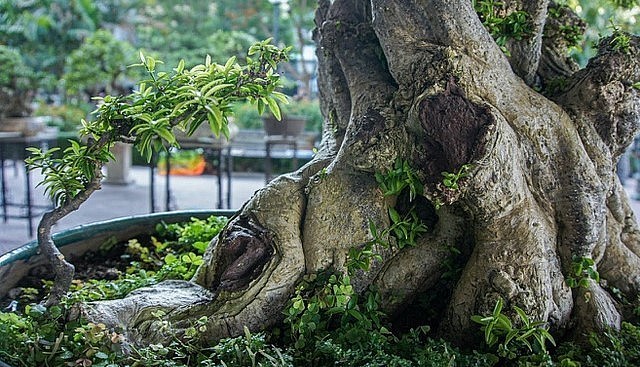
[0, 209, 236, 267]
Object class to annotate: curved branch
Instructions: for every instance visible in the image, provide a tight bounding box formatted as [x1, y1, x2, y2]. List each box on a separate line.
[506, 0, 550, 85]
[40, 170, 103, 306]
[554, 34, 640, 159]
[537, 2, 585, 88]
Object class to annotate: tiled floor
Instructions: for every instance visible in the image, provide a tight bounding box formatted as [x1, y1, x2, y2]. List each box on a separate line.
[0, 164, 266, 255]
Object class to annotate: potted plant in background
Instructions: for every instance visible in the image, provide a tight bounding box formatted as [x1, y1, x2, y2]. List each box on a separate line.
[62, 29, 143, 185]
[0, 45, 46, 136]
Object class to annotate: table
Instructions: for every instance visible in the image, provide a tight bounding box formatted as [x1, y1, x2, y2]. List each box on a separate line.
[0, 130, 58, 236]
[149, 136, 233, 212]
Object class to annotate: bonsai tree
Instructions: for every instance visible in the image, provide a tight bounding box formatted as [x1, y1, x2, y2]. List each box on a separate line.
[0, 45, 37, 119]
[62, 29, 140, 101]
[26, 39, 290, 306]
[27, 0, 640, 356]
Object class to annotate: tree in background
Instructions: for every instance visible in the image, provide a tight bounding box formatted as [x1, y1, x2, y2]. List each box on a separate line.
[0, 0, 96, 88]
[0, 0, 145, 91]
[63, 29, 139, 102]
[0, 45, 37, 118]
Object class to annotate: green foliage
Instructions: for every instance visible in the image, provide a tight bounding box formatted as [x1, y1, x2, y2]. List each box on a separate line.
[0, 303, 125, 367]
[375, 158, 423, 201]
[0, 215, 230, 365]
[346, 210, 428, 274]
[471, 299, 556, 361]
[284, 271, 385, 351]
[568, 0, 640, 66]
[2, 211, 640, 365]
[548, 4, 584, 48]
[387, 207, 429, 249]
[606, 20, 632, 54]
[566, 256, 600, 289]
[233, 98, 323, 134]
[283, 271, 499, 366]
[27, 40, 289, 207]
[133, 2, 269, 70]
[156, 215, 228, 254]
[441, 164, 472, 190]
[25, 140, 113, 206]
[608, 0, 640, 7]
[346, 221, 388, 274]
[63, 215, 227, 305]
[0, 0, 101, 86]
[63, 29, 139, 98]
[0, 45, 37, 117]
[34, 102, 91, 132]
[434, 164, 473, 209]
[347, 159, 428, 274]
[556, 322, 640, 366]
[158, 251, 204, 280]
[472, 0, 533, 55]
[206, 327, 293, 367]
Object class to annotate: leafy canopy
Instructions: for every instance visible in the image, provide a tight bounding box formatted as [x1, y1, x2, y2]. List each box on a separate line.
[27, 39, 290, 207]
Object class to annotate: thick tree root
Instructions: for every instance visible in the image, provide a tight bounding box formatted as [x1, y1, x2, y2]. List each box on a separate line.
[81, 172, 310, 344]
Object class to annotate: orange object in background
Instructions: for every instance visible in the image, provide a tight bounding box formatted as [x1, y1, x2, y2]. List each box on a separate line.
[157, 151, 206, 176]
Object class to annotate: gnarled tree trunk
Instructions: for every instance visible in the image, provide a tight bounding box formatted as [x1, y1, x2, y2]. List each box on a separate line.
[83, 0, 640, 347]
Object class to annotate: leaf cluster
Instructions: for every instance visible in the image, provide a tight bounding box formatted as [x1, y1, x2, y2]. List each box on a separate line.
[0, 303, 124, 367]
[566, 256, 600, 289]
[471, 299, 556, 361]
[26, 140, 113, 207]
[0, 215, 230, 365]
[473, 0, 533, 55]
[606, 20, 632, 54]
[556, 322, 640, 366]
[375, 158, 423, 201]
[284, 271, 385, 351]
[547, 3, 584, 49]
[434, 164, 473, 209]
[347, 159, 428, 274]
[27, 40, 289, 209]
[63, 215, 228, 304]
[63, 29, 138, 97]
[156, 215, 228, 254]
[345, 222, 386, 274]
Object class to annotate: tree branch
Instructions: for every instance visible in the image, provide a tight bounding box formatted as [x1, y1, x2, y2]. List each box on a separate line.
[554, 34, 640, 158]
[537, 2, 585, 88]
[505, 0, 550, 85]
[40, 169, 103, 306]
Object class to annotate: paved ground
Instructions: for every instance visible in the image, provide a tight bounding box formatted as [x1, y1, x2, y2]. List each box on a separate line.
[2, 163, 640, 256]
[0, 164, 266, 255]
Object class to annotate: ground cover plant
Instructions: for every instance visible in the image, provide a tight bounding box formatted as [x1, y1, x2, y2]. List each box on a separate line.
[2, 192, 640, 366]
[0, 201, 629, 364]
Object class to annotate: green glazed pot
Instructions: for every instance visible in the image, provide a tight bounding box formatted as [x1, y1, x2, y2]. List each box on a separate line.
[0, 209, 235, 300]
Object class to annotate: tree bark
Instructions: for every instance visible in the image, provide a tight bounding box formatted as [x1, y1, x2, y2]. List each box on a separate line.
[82, 0, 640, 347]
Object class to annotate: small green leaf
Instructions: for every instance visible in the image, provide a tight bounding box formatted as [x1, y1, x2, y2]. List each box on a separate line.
[176, 59, 185, 73]
[265, 96, 281, 120]
[388, 207, 401, 223]
[224, 56, 236, 71]
[147, 56, 156, 71]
